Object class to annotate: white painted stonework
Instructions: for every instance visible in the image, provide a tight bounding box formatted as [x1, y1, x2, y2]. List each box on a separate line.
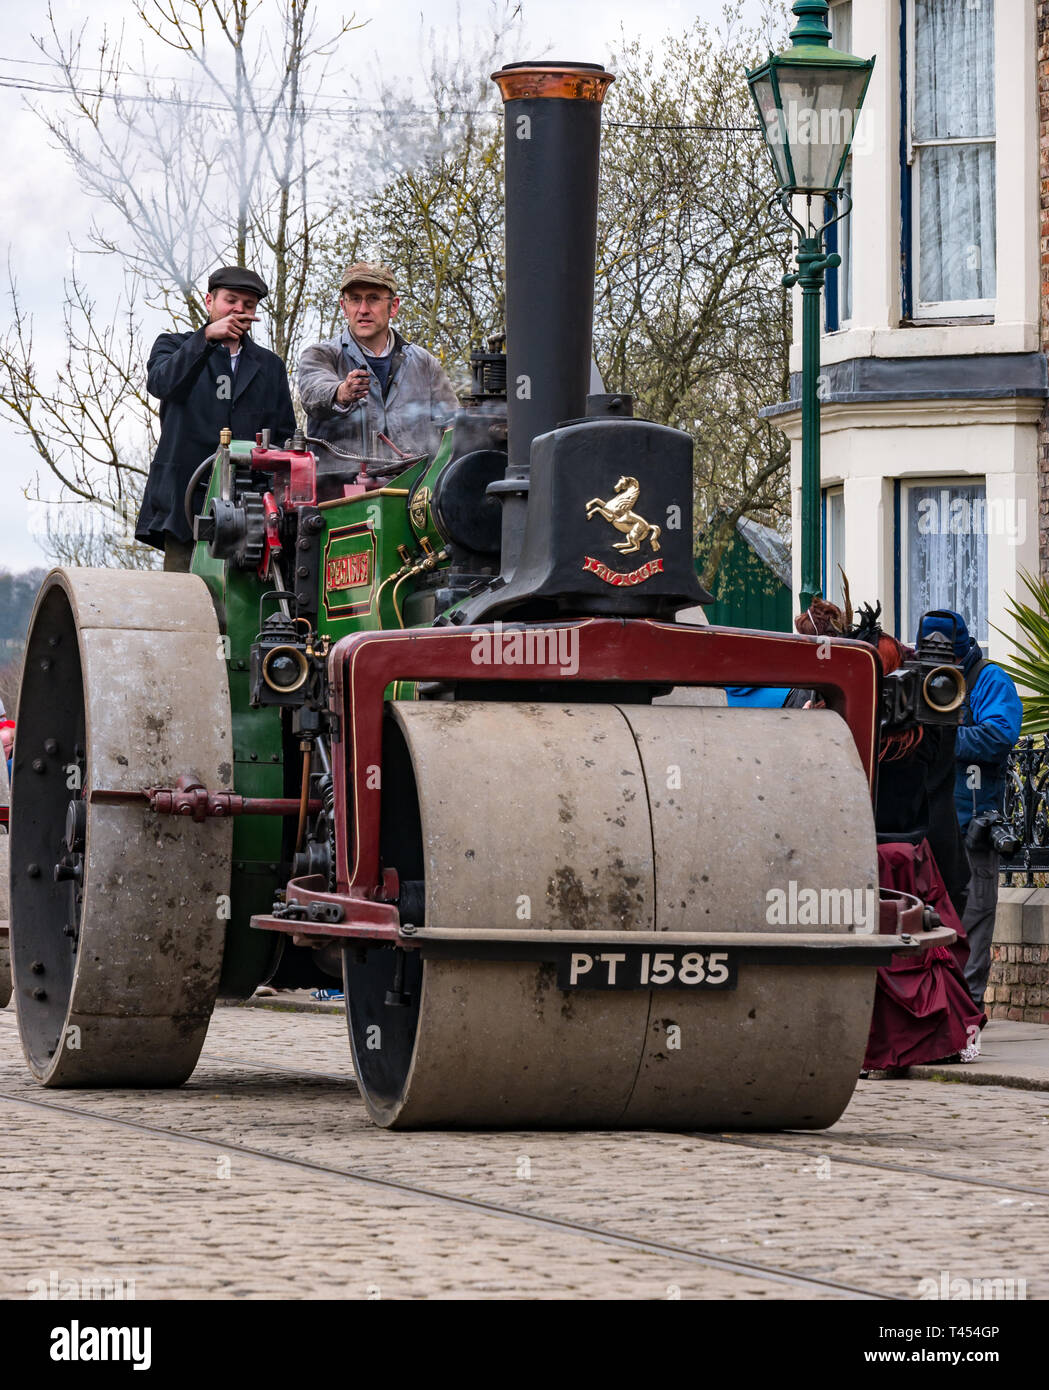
[773, 0, 1041, 658]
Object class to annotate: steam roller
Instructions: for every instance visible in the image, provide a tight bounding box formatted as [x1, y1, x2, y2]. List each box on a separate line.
[7, 58, 953, 1127]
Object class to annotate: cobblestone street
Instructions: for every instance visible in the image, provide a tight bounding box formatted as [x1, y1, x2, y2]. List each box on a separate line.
[1, 1004, 1046, 1301]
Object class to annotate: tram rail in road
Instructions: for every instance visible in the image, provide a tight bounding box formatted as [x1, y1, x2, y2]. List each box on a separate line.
[2, 1007, 1044, 1304]
[0, 1086, 890, 1301]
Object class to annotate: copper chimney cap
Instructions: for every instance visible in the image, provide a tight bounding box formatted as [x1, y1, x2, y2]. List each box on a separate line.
[492, 61, 614, 103]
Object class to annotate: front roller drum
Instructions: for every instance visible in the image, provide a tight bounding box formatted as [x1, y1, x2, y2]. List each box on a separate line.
[346, 701, 879, 1129]
[10, 569, 233, 1086]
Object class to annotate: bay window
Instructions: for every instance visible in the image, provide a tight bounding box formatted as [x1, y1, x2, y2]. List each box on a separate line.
[905, 0, 996, 318]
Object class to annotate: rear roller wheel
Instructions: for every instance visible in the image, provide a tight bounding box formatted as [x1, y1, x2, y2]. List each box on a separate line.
[346, 701, 879, 1130]
[11, 569, 233, 1085]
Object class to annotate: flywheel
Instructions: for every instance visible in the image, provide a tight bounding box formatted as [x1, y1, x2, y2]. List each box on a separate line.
[10, 569, 233, 1085]
[345, 701, 880, 1130]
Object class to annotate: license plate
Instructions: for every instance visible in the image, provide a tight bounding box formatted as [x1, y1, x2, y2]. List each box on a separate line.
[555, 947, 737, 991]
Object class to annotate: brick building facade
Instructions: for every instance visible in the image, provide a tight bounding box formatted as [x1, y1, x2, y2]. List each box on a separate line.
[988, 4, 1049, 1023]
[768, 2, 1046, 1023]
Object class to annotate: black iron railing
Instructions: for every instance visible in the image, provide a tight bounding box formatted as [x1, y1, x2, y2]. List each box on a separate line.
[1000, 734, 1049, 885]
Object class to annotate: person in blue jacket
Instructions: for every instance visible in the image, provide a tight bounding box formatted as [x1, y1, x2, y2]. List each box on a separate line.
[917, 611, 1023, 1008]
[724, 687, 791, 708]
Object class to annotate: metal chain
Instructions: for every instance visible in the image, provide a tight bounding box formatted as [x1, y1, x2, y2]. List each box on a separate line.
[302, 434, 368, 462]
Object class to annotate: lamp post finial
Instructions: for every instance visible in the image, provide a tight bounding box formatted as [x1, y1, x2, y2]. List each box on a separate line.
[790, 0, 832, 48]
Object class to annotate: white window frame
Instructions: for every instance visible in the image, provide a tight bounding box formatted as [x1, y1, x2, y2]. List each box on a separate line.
[839, 157, 853, 327]
[899, 476, 989, 645]
[906, 0, 996, 320]
[828, 1, 854, 330]
[823, 486, 846, 608]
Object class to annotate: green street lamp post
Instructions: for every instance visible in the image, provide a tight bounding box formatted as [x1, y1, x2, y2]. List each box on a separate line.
[746, 0, 874, 612]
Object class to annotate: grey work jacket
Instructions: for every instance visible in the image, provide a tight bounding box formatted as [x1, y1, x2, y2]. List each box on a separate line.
[297, 328, 459, 463]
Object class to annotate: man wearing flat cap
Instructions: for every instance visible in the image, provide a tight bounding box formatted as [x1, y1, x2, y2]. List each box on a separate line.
[298, 262, 458, 467]
[135, 266, 297, 570]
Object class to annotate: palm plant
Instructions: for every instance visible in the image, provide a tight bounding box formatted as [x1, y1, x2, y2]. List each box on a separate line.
[993, 568, 1049, 735]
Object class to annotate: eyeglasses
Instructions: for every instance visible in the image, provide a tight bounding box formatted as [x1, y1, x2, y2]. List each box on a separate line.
[343, 292, 393, 307]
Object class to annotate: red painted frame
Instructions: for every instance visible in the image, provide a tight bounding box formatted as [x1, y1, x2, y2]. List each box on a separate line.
[250, 442, 317, 508]
[327, 619, 881, 907]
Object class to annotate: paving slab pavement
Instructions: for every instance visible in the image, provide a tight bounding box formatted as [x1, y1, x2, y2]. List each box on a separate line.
[227, 991, 343, 1016]
[909, 1020, 1049, 1092]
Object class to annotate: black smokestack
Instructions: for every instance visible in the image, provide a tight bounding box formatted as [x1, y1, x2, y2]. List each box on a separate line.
[491, 61, 614, 569]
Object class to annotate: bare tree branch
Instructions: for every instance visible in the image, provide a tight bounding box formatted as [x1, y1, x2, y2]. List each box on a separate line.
[2, 0, 361, 563]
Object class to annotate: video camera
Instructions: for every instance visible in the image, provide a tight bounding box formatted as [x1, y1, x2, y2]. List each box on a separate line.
[881, 609, 967, 730]
[965, 808, 1021, 857]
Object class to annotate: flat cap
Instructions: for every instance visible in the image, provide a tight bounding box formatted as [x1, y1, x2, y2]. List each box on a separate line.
[340, 261, 397, 295]
[208, 265, 269, 299]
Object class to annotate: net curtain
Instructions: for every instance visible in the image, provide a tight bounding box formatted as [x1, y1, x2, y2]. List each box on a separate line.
[906, 482, 988, 646]
[914, 0, 996, 305]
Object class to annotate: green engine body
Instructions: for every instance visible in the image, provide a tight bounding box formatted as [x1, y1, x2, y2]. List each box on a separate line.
[189, 413, 503, 996]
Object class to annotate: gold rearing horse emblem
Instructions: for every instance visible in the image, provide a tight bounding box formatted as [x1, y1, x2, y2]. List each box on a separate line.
[584, 476, 661, 555]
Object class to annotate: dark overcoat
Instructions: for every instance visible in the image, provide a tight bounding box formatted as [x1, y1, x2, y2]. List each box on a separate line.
[135, 327, 297, 548]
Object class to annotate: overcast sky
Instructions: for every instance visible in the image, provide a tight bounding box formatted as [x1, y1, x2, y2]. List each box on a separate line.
[0, 0, 773, 571]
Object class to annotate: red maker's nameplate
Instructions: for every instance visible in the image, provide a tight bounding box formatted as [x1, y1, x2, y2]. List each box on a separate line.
[582, 555, 664, 587]
[326, 553, 371, 591]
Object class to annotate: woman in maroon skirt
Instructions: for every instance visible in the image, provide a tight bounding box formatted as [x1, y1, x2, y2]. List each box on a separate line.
[793, 598, 984, 1070]
[869, 844, 984, 1069]
[865, 629, 985, 1070]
